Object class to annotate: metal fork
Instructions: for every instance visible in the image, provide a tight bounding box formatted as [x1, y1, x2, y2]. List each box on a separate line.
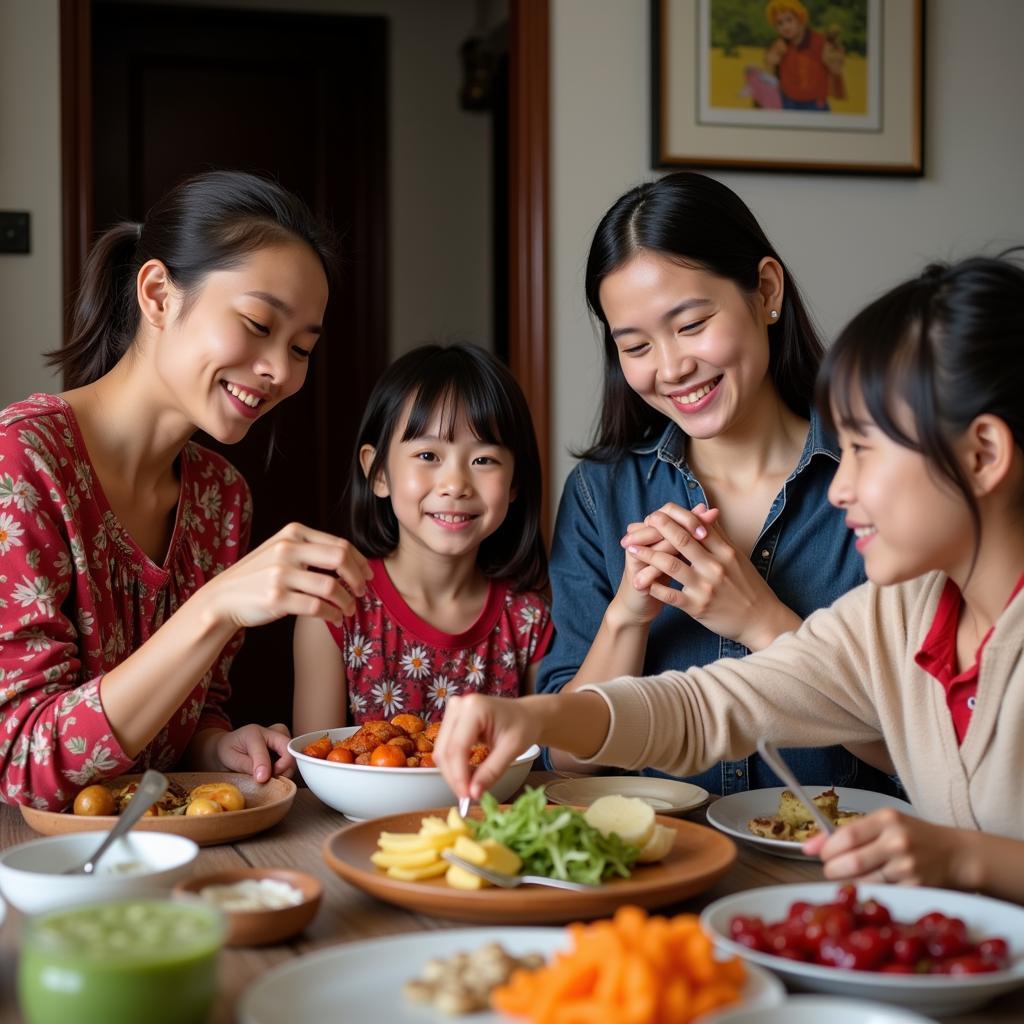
[756, 738, 835, 838]
[441, 850, 596, 891]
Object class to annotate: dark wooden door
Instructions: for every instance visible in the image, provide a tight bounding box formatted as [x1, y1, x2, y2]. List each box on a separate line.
[91, 2, 388, 731]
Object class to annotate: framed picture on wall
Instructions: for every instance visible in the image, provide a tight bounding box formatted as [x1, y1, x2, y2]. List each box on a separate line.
[652, 0, 924, 174]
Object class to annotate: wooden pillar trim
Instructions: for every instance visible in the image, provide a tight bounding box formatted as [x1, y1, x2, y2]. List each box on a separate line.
[508, 0, 551, 529]
[60, 0, 93, 344]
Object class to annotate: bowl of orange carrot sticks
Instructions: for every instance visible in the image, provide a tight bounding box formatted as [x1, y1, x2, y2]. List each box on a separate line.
[491, 905, 785, 1023]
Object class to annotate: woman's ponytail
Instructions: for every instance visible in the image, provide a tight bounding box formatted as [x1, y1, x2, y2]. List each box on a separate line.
[48, 222, 143, 389]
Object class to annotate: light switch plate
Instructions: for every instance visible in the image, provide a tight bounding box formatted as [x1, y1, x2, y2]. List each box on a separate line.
[0, 212, 30, 254]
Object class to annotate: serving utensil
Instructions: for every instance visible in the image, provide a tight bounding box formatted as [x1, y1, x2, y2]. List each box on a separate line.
[755, 738, 835, 838]
[441, 850, 596, 891]
[63, 769, 169, 874]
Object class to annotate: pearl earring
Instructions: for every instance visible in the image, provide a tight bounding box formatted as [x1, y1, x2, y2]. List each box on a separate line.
[769, 310, 779, 319]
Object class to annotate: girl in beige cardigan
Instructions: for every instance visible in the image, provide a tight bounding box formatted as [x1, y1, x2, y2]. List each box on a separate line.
[435, 254, 1024, 904]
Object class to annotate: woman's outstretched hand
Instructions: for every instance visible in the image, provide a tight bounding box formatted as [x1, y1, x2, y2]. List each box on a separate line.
[215, 722, 295, 783]
[434, 693, 542, 800]
[202, 522, 373, 631]
[435, 691, 612, 801]
[622, 503, 799, 651]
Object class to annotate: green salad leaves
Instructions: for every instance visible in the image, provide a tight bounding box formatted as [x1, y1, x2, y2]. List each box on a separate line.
[469, 787, 638, 885]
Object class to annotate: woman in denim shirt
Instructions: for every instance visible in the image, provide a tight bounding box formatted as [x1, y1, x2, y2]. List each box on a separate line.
[539, 172, 897, 797]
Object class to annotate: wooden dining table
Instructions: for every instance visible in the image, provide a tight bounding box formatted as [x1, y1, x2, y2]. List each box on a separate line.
[1, 774, 1022, 1024]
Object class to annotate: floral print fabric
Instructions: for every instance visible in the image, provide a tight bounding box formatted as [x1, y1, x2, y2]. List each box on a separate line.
[0, 394, 251, 809]
[326, 558, 552, 723]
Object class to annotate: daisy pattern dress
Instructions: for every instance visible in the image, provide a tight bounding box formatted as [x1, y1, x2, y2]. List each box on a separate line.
[326, 559, 553, 723]
[0, 394, 251, 810]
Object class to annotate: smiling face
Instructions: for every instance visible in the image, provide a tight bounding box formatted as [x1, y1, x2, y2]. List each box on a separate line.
[598, 250, 779, 441]
[827, 397, 974, 585]
[365, 398, 516, 562]
[152, 241, 328, 444]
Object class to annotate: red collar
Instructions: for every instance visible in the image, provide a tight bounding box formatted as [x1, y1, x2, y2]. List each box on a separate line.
[915, 569, 1024, 743]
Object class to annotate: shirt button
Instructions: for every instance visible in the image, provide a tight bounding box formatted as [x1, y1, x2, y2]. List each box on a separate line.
[735, 769, 744, 778]
[967, 695, 977, 711]
[760, 549, 770, 558]
[687, 480, 697, 488]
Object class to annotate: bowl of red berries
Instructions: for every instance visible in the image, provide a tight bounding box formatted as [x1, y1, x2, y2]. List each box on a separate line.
[701, 883, 1024, 1015]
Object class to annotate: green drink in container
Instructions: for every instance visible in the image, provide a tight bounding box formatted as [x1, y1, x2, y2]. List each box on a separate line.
[19, 898, 224, 1024]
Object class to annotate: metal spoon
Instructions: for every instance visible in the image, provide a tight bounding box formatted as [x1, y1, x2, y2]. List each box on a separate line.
[756, 738, 835, 838]
[63, 769, 169, 875]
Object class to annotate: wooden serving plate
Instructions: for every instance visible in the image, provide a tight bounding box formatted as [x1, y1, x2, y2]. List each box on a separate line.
[322, 805, 737, 924]
[20, 772, 296, 847]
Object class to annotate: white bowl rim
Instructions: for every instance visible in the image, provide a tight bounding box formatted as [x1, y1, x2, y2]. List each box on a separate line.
[0, 829, 199, 874]
[701, 882, 1024, 989]
[289, 727, 539, 774]
[708, 992, 941, 1023]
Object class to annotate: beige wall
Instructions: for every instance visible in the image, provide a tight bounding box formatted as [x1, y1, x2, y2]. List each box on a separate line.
[0, 0, 63, 402]
[549, 0, 1024, 495]
[0, 0, 492, 408]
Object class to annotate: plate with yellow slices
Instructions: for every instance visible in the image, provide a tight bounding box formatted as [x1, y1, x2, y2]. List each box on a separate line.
[322, 801, 736, 924]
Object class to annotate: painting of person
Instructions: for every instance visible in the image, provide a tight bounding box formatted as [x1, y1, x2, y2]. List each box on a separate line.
[763, 0, 846, 110]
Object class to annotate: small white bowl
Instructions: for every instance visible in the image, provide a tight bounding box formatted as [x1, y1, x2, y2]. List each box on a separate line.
[290, 727, 539, 820]
[0, 830, 198, 914]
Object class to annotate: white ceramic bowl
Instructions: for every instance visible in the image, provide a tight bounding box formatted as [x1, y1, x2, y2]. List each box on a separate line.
[701, 882, 1024, 1016]
[0, 831, 199, 913]
[707, 994, 938, 1024]
[290, 727, 540, 820]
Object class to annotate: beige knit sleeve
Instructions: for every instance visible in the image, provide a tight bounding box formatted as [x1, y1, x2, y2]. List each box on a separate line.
[576, 579, 912, 777]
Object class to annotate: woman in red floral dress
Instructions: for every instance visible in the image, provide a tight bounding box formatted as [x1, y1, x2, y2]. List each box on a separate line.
[0, 171, 371, 810]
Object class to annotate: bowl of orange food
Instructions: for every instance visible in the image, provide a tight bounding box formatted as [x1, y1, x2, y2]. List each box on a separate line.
[289, 717, 539, 821]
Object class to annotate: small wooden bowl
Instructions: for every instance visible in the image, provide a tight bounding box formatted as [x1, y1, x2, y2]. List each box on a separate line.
[174, 867, 321, 946]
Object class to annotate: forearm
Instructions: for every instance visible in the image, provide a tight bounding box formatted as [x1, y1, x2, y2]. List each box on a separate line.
[564, 601, 651, 692]
[100, 589, 237, 758]
[576, 608, 884, 777]
[952, 830, 1024, 904]
[743, 602, 801, 653]
[527, 691, 612, 760]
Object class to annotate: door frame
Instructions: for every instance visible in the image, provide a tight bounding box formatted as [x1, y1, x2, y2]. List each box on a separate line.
[59, 0, 552, 511]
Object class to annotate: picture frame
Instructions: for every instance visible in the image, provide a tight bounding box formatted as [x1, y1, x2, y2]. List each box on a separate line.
[652, 0, 924, 175]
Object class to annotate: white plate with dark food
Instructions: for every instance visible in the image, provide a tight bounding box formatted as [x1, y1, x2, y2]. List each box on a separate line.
[701, 882, 1024, 1016]
[705, 786, 914, 861]
[237, 926, 785, 1023]
[545, 775, 709, 817]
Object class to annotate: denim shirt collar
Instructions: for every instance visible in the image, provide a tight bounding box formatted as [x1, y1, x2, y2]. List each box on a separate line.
[637, 409, 839, 484]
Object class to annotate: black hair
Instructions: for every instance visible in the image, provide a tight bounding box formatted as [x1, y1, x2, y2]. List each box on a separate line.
[49, 170, 336, 389]
[350, 343, 548, 593]
[579, 171, 823, 461]
[818, 251, 1024, 560]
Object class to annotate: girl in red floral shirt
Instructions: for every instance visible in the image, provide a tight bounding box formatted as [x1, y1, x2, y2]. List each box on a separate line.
[293, 344, 551, 731]
[0, 172, 372, 810]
